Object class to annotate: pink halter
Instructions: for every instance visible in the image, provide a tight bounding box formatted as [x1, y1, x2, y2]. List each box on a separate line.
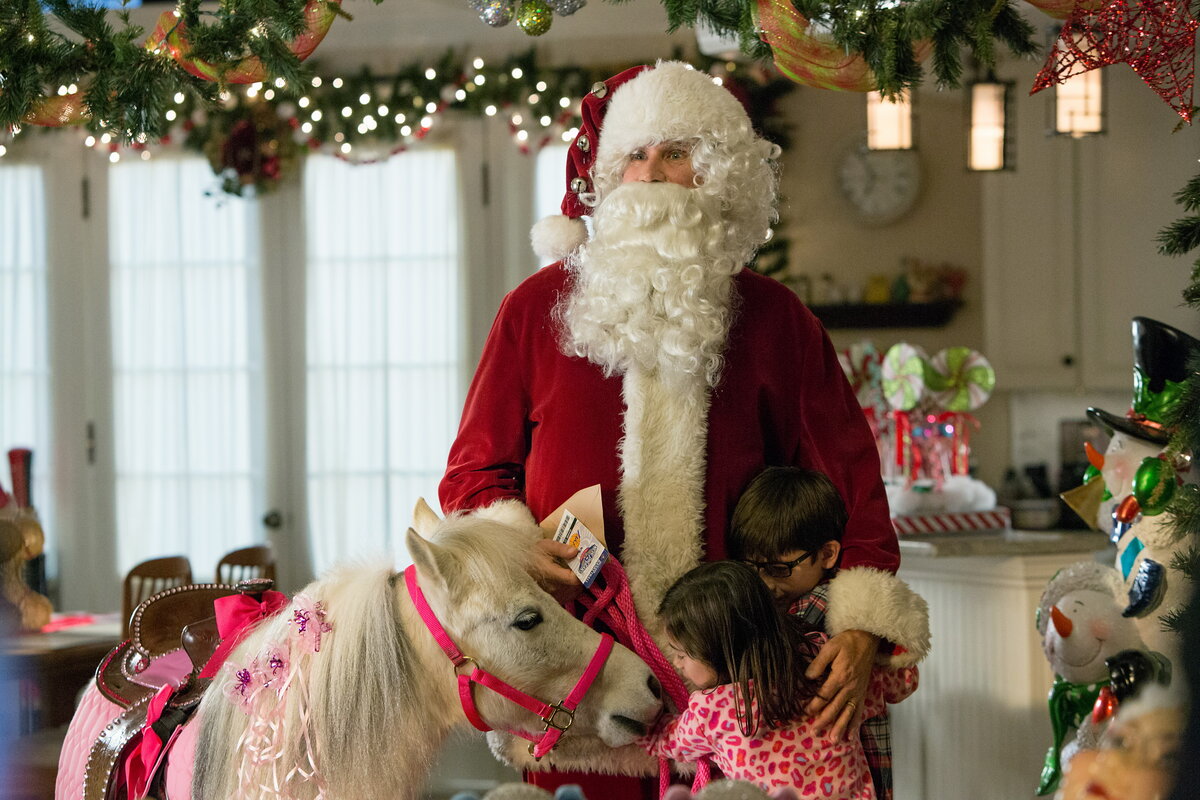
[404, 564, 614, 760]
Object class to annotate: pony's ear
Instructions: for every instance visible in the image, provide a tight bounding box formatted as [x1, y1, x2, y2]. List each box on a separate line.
[411, 497, 442, 539]
[406, 526, 455, 592]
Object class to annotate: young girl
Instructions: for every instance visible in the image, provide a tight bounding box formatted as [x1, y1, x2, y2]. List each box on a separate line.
[641, 561, 918, 799]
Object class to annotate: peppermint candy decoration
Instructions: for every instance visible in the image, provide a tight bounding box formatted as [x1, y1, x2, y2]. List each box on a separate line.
[881, 343, 928, 411]
[926, 346, 996, 411]
[838, 341, 883, 410]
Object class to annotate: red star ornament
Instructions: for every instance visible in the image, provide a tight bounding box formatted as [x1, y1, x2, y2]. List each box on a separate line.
[1031, 0, 1199, 123]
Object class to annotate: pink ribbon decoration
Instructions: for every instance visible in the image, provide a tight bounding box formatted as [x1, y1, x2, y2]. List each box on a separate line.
[124, 683, 175, 798]
[200, 590, 288, 679]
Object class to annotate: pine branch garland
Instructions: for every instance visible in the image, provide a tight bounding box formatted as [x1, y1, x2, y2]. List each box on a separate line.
[764, 0, 1037, 95]
[1157, 172, 1200, 618]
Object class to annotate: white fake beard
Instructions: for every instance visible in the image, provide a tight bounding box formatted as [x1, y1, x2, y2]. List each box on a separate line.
[558, 182, 741, 388]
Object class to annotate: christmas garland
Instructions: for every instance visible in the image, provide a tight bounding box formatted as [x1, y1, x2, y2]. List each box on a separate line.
[95, 50, 792, 197]
[2, 0, 1047, 144]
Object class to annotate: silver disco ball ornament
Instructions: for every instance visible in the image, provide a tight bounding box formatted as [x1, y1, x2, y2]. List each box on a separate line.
[477, 0, 515, 27]
[547, 0, 586, 15]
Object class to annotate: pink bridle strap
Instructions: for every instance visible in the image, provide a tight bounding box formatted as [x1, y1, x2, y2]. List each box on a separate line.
[403, 564, 614, 760]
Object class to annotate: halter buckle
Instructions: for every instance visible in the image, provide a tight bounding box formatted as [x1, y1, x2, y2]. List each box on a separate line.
[541, 702, 575, 733]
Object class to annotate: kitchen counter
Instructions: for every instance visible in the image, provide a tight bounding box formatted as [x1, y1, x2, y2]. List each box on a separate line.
[892, 528, 1115, 799]
[897, 528, 1111, 559]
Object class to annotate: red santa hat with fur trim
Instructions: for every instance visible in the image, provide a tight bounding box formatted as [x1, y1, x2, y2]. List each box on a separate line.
[529, 60, 758, 264]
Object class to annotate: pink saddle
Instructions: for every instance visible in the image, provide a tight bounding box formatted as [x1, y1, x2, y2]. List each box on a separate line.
[56, 583, 245, 800]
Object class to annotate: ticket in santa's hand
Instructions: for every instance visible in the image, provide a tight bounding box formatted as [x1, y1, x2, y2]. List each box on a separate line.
[553, 510, 609, 588]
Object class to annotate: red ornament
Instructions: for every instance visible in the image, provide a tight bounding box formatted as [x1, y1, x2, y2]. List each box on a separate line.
[1030, 0, 1199, 123]
[1091, 685, 1118, 724]
[1115, 493, 1141, 523]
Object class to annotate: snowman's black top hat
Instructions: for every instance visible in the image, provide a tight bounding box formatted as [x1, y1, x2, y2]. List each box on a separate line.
[1087, 317, 1200, 445]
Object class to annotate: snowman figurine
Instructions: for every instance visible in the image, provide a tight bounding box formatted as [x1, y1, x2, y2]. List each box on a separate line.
[1084, 317, 1199, 667]
[1035, 561, 1145, 795]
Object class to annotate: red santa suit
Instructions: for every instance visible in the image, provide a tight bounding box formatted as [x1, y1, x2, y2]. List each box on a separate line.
[440, 262, 897, 578]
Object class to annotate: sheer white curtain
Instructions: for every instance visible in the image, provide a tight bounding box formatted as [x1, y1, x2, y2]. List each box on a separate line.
[0, 165, 54, 543]
[108, 157, 263, 576]
[304, 151, 461, 571]
[535, 144, 570, 224]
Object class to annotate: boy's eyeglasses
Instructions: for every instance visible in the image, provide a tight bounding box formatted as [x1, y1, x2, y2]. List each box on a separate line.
[740, 552, 817, 579]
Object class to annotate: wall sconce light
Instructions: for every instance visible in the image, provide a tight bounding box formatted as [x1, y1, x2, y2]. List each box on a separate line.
[866, 89, 914, 150]
[1054, 69, 1104, 137]
[968, 75, 1013, 171]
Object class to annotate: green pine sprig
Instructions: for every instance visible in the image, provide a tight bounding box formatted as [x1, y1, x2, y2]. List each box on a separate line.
[1, 0, 378, 142]
[660, 0, 1039, 95]
[1156, 171, 1200, 612]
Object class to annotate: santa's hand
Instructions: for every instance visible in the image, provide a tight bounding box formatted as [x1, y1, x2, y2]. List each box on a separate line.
[531, 538, 583, 604]
[804, 629, 878, 741]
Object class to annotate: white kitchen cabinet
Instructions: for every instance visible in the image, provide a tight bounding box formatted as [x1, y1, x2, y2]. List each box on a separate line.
[983, 58, 1200, 391]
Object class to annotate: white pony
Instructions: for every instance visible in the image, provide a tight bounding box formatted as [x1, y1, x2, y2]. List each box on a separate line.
[56, 502, 662, 800]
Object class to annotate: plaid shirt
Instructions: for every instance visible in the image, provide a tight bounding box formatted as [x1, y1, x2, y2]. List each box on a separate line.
[792, 582, 894, 800]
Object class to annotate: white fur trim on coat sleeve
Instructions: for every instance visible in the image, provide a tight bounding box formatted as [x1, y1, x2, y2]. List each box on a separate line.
[825, 567, 931, 668]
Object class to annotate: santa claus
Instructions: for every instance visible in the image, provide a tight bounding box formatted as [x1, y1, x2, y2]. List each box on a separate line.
[440, 60, 912, 797]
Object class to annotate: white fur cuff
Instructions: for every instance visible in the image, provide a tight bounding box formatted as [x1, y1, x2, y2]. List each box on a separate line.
[825, 567, 931, 667]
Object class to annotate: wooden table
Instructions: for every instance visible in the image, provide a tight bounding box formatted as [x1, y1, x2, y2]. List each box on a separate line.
[4, 615, 121, 733]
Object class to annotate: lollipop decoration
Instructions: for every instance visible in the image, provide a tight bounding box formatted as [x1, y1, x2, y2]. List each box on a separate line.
[925, 346, 996, 412]
[881, 343, 929, 480]
[881, 343, 928, 412]
[838, 341, 884, 413]
[877, 343, 998, 485]
[925, 347, 995, 476]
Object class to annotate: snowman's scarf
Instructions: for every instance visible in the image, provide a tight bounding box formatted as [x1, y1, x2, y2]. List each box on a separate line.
[1037, 676, 1103, 796]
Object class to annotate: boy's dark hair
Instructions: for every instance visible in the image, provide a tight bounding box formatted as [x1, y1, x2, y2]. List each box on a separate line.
[727, 466, 849, 560]
[659, 560, 821, 736]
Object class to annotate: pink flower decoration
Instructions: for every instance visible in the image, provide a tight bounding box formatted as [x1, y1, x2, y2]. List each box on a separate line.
[291, 593, 333, 653]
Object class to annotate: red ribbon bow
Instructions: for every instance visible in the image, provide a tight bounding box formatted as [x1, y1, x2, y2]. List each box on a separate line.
[199, 590, 289, 679]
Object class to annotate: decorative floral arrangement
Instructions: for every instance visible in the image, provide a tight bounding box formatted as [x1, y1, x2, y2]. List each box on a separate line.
[191, 100, 301, 197]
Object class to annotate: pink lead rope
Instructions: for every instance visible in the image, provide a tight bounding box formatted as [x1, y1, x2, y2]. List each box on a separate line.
[576, 558, 711, 797]
[403, 565, 614, 760]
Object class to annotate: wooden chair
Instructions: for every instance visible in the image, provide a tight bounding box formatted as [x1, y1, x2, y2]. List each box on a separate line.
[122, 555, 193, 637]
[215, 545, 276, 587]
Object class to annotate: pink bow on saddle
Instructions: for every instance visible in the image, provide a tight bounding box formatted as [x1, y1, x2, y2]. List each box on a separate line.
[199, 590, 288, 679]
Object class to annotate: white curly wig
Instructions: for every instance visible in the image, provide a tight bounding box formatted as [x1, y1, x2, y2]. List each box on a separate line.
[572, 60, 782, 268]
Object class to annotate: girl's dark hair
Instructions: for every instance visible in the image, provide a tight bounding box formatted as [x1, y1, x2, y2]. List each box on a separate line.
[659, 560, 821, 736]
[728, 466, 849, 560]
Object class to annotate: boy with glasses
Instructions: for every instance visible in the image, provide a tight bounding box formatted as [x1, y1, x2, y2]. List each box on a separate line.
[729, 466, 930, 800]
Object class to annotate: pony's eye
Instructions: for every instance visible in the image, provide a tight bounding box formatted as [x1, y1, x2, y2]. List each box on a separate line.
[513, 610, 543, 631]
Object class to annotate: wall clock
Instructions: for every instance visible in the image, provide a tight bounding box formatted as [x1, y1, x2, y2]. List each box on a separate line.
[837, 145, 922, 226]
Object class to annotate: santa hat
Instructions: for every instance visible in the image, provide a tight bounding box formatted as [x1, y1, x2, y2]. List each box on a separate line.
[529, 61, 758, 264]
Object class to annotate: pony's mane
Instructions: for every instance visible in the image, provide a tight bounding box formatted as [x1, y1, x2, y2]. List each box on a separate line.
[194, 562, 434, 799]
